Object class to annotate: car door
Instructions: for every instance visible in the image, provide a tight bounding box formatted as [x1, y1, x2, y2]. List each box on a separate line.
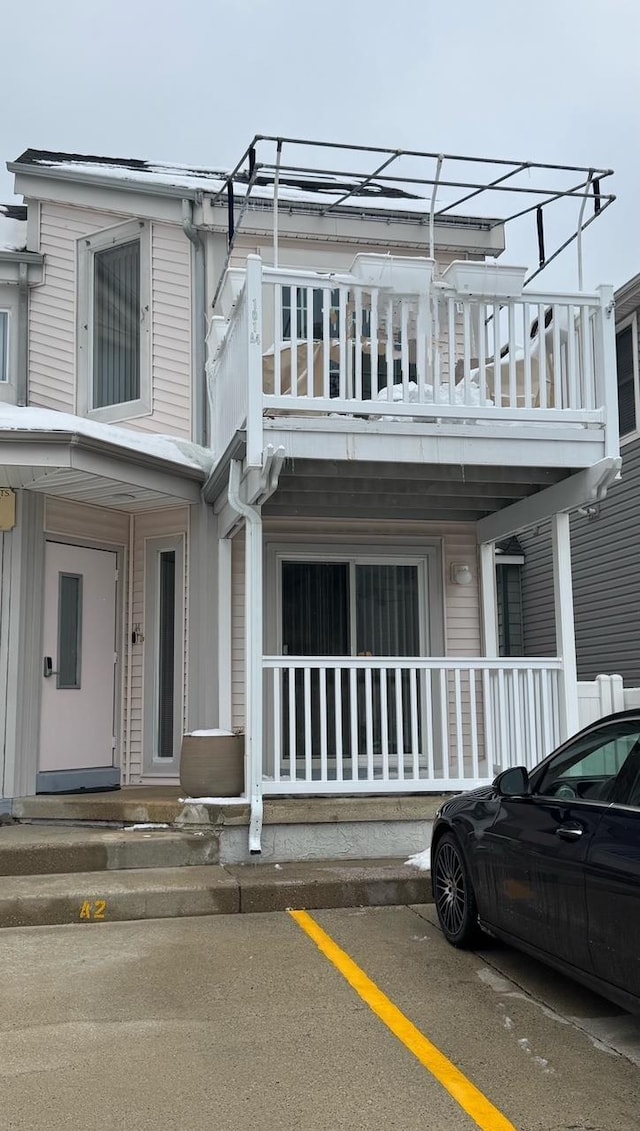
[478, 719, 640, 973]
[585, 749, 640, 1000]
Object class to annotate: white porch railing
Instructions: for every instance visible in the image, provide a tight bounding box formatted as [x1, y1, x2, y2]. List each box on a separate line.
[207, 255, 616, 466]
[262, 657, 563, 794]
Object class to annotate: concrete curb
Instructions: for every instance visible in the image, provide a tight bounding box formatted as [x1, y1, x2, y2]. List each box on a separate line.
[0, 858, 432, 928]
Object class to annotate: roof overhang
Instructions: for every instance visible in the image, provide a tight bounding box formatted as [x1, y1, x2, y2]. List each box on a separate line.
[0, 249, 44, 285]
[0, 430, 205, 510]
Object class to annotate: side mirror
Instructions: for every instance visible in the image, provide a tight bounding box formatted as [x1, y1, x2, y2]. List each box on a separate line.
[494, 766, 531, 797]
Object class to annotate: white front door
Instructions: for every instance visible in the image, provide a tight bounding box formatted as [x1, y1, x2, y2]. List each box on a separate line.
[39, 542, 118, 786]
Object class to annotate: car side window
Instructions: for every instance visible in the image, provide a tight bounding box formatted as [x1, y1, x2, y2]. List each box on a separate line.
[536, 722, 640, 802]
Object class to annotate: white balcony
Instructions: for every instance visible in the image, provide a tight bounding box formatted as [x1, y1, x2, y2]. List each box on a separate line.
[262, 656, 563, 795]
[207, 255, 618, 473]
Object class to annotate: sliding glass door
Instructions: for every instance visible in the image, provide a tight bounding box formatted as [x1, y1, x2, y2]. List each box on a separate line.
[280, 557, 425, 769]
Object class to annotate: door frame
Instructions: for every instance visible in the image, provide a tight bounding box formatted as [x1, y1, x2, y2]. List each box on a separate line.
[265, 536, 445, 657]
[37, 536, 124, 793]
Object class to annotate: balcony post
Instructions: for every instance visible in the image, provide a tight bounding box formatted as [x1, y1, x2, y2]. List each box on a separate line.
[596, 284, 618, 460]
[551, 512, 579, 739]
[246, 254, 264, 469]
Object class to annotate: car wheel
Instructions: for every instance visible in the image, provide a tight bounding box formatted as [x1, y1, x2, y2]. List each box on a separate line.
[433, 832, 482, 948]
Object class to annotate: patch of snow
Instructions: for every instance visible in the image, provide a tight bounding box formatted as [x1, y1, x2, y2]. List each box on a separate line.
[405, 846, 431, 871]
[0, 404, 214, 473]
[186, 729, 236, 738]
[125, 823, 170, 830]
[0, 210, 27, 252]
[179, 796, 247, 805]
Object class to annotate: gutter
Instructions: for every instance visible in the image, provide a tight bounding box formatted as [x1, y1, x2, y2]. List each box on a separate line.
[182, 199, 207, 447]
[227, 458, 263, 855]
[16, 263, 28, 405]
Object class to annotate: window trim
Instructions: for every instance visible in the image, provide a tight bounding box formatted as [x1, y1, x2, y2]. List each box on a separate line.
[77, 219, 151, 423]
[266, 540, 445, 659]
[616, 312, 639, 445]
[143, 533, 185, 772]
[0, 309, 9, 384]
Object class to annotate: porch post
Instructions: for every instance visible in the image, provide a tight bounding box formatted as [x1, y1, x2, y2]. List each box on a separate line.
[245, 254, 263, 470]
[479, 542, 498, 657]
[1, 491, 45, 800]
[551, 512, 579, 739]
[187, 501, 218, 732]
[217, 534, 233, 732]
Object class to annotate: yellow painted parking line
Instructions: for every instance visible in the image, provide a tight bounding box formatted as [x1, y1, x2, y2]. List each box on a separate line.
[289, 909, 517, 1131]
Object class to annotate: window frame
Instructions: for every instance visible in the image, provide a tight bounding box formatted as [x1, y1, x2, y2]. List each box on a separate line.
[0, 309, 9, 384]
[77, 219, 151, 423]
[143, 533, 185, 773]
[616, 312, 640, 446]
[532, 719, 640, 804]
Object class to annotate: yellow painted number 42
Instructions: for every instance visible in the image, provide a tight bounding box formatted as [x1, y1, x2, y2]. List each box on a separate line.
[79, 900, 107, 921]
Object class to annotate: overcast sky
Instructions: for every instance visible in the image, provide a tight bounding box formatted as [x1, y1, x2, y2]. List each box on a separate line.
[3, 0, 639, 291]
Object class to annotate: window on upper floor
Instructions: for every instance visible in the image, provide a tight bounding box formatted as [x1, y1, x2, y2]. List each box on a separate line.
[616, 314, 639, 440]
[77, 220, 150, 423]
[0, 311, 8, 383]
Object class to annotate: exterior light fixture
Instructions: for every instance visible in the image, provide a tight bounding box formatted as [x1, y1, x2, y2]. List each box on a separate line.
[451, 562, 473, 586]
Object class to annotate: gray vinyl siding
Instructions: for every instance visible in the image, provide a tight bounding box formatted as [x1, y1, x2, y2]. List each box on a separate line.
[521, 438, 640, 683]
[520, 521, 556, 657]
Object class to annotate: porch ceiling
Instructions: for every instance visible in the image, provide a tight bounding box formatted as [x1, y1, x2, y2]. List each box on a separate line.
[262, 460, 568, 522]
[0, 435, 204, 510]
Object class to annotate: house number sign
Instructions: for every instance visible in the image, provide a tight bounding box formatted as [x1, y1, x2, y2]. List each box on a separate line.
[0, 490, 15, 531]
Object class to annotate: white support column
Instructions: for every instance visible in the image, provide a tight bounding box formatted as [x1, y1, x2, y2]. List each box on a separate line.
[228, 459, 264, 851]
[480, 542, 498, 657]
[187, 501, 219, 733]
[551, 512, 579, 739]
[596, 284, 619, 461]
[246, 254, 264, 470]
[217, 535, 233, 732]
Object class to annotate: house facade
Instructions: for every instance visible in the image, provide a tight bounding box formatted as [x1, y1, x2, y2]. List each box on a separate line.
[520, 271, 640, 684]
[0, 138, 620, 852]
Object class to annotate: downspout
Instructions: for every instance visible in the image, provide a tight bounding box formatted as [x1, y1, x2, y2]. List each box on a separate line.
[228, 459, 263, 854]
[17, 262, 28, 406]
[182, 199, 207, 446]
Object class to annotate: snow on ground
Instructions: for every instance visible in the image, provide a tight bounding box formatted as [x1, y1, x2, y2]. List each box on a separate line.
[0, 404, 214, 473]
[405, 846, 431, 871]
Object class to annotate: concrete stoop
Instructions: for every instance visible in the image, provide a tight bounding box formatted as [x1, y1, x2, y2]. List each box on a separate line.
[0, 791, 439, 927]
[7, 789, 447, 865]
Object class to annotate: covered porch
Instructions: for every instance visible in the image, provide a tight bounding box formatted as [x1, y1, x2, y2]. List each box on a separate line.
[212, 453, 620, 850]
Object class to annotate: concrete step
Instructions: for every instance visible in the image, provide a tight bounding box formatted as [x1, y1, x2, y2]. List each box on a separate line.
[0, 826, 219, 876]
[0, 858, 432, 928]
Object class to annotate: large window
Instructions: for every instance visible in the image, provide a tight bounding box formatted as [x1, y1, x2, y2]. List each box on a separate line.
[77, 221, 150, 422]
[616, 316, 639, 439]
[93, 239, 140, 408]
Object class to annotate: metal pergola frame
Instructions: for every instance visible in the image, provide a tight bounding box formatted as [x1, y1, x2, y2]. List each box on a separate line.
[211, 134, 615, 291]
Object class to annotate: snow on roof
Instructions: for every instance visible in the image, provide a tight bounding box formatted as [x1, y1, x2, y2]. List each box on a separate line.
[0, 204, 27, 252]
[12, 149, 455, 219]
[0, 404, 214, 474]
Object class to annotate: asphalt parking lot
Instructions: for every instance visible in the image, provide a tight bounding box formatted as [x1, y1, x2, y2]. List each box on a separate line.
[1, 905, 639, 1130]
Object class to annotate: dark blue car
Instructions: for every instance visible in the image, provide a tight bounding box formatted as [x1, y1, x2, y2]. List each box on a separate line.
[431, 710, 640, 1013]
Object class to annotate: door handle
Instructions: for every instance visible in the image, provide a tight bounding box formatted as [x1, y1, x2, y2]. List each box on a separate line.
[43, 657, 58, 678]
[555, 823, 583, 841]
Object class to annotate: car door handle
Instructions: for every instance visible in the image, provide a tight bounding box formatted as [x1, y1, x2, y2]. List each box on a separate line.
[555, 823, 583, 841]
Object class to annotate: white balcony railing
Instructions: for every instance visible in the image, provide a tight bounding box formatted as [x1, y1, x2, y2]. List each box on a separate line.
[262, 657, 563, 795]
[207, 255, 617, 467]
